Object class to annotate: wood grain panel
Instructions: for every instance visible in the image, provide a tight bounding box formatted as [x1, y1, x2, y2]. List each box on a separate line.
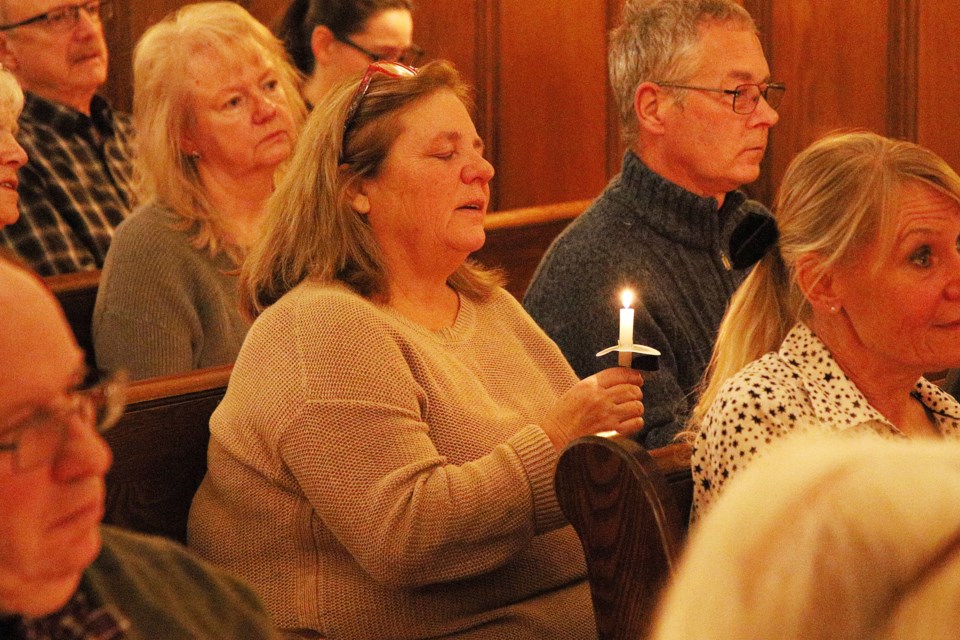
[103, 0, 190, 112]
[497, 0, 611, 209]
[767, 1, 888, 204]
[413, 0, 489, 163]
[918, 2, 960, 172]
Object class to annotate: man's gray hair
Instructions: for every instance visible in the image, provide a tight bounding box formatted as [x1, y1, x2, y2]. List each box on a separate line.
[608, 0, 756, 144]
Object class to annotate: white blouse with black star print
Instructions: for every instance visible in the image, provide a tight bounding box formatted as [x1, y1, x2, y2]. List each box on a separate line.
[691, 322, 960, 517]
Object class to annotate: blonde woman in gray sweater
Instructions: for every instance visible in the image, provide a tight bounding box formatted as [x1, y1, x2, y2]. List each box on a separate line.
[93, 2, 305, 380]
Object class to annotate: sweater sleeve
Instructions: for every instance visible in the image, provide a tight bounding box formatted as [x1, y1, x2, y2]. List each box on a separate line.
[628, 301, 691, 447]
[273, 290, 565, 589]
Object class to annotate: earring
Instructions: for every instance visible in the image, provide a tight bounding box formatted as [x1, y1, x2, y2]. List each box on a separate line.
[829, 305, 838, 314]
[188, 151, 201, 161]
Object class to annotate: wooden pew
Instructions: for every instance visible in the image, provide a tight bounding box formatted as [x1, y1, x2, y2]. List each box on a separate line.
[554, 435, 692, 640]
[472, 199, 590, 300]
[102, 365, 232, 544]
[46, 268, 100, 367]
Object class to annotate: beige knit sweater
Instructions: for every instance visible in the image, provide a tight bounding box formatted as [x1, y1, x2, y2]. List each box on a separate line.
[187, 281, 596, 639]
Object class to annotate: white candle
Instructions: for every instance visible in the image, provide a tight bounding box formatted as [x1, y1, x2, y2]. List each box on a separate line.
[618, 289, 634, 367]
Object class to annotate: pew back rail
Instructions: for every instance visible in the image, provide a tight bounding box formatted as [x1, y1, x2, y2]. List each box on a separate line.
[47, 269, 100, 368]
[472, 199, 590, 299]
[555, 436, 693, 640]
[102, 365, 232, 544]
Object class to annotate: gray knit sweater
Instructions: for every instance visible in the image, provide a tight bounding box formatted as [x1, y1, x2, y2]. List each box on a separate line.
[524, 151, 767, 447]
[93, 202, 250, 380]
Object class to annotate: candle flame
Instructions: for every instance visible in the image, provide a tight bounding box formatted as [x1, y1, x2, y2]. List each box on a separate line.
[621, 289, 634, 309]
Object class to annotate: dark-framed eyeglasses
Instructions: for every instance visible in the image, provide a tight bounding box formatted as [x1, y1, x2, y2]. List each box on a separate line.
[334, 33, 425, 68]
[340, 61, 418, 163]
[654, 81, 786, 115]
[0, 369, 127, 473]
[0, 0, 113, 33]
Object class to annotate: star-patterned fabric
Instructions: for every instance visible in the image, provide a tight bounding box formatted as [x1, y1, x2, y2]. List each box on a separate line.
[691, 322, 960, 517]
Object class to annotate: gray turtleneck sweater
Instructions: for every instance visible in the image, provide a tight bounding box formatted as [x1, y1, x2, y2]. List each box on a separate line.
[523, 151, 768, 447]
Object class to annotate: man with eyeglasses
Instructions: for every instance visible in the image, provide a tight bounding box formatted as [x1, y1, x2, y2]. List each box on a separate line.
[524, 0, 782, 448]
[0, 253, 281, 637]
[0, 0, 135, 276]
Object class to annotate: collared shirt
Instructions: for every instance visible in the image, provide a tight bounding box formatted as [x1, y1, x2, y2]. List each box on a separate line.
[0, 92, 136, 276]
[692, 322, 960, 516]
[12, 585, 128, 640]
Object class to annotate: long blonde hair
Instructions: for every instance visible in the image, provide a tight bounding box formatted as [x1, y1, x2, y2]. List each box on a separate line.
[132, 2, 306, 263]
[240, 60, 501, 320]
[688, 131, 960, 432]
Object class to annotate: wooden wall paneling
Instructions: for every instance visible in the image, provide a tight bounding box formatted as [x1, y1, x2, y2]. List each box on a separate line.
[245, 0, 293, 31]
[741, 0, 774, 206]
[767, 0, 889, 206]
[605, 0, 626, 179]
[886, 0, 918, 142]
[414, 0, 492, 191]
[917, 1, 960, 173]
[103, 0, 192, 112]
[497, 0, 611, 210]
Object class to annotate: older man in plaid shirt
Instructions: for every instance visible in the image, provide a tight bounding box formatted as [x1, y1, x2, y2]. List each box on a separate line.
[0, 0, 134, 276]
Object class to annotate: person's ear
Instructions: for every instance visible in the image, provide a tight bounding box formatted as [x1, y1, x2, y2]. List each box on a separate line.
[795, 252, 842, 314]
[311, 25, 336, 65]
[348, 181, 371, 215]
[635, 81, 668, 135]
[0, 35, 19, 72]
[178, 130, 199, 159]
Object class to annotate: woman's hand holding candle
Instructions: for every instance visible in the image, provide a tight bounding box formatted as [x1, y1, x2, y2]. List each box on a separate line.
[540, 367, 645, 452]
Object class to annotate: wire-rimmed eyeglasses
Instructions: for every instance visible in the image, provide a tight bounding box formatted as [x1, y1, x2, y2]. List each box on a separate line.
[334, 33, 425, 68]
[0, 369, 127, 473]
[340, 61, 418, 163]
[0, 0, 113, 33]
[654, 81, 786, 115]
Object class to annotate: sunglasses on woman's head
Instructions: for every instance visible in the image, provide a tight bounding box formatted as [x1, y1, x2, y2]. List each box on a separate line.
[340, 61, 418, 163]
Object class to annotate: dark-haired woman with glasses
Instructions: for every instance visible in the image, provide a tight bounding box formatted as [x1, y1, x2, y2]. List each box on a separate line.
[188, 60, 645, 639]
[277, 0, 423, 107]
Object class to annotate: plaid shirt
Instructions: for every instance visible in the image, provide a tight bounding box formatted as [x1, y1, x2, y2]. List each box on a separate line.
[0, 92, 136, 276]
[6, 586, 128, 640]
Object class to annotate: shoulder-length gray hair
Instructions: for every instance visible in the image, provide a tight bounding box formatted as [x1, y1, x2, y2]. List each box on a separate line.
[240, 60, 501, 320]
[132, 1, 306, 263]
[0, 65, 23, 122]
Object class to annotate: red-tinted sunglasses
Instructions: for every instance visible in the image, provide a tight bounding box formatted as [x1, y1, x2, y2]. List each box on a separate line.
[340, 61, 418, 162]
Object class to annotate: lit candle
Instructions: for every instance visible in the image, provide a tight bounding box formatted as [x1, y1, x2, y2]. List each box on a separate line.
[618, 289, 634, 367]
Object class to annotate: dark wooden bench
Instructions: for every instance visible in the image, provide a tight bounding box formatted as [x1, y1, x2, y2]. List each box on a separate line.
[46, 269, 100, 368]
[555, 435, 692, 640]
[472, 199, 590, 299]
[102, 365, 232, 544]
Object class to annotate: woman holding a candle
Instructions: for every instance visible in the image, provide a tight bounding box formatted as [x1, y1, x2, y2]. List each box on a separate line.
[687, 131, 960, 518]
[188, 60, 645, 639]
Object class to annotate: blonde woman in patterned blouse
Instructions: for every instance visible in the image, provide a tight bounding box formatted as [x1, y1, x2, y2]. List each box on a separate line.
[687, 131, 960, 517]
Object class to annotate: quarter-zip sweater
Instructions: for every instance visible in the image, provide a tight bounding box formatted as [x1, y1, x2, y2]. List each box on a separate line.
[524, 150, 767, 447]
